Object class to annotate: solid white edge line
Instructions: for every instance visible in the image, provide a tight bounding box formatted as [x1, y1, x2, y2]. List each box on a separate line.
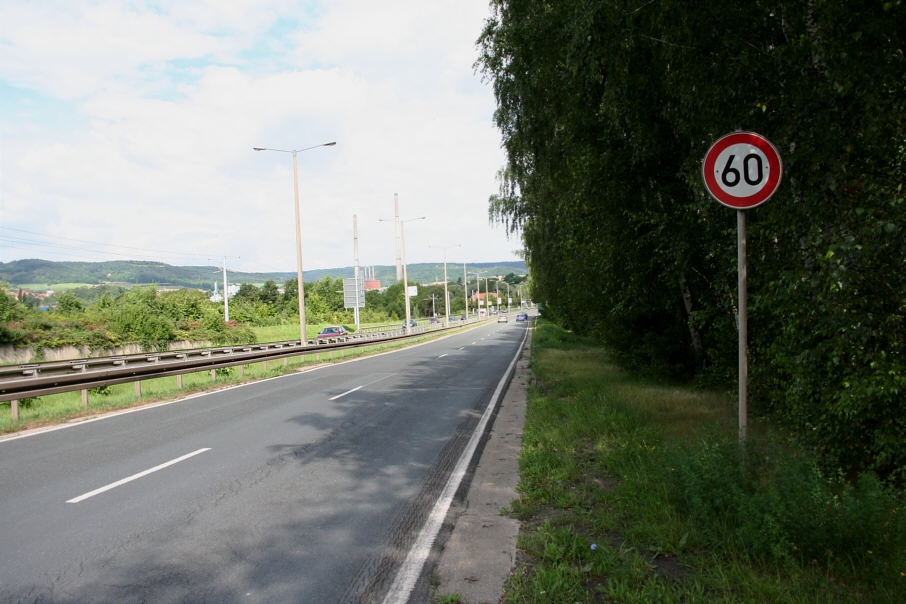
[66, 448, 211, 503]
[382, 327, 528, 604]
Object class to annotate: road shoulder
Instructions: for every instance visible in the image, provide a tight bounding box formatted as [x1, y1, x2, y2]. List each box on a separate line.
[432, 333, 530, 603]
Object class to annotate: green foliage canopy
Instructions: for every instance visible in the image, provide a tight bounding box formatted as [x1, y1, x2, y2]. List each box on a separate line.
[478, 0, 906, 479]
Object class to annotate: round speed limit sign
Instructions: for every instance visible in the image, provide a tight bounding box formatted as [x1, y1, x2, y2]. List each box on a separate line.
[702, 132, 782, 209]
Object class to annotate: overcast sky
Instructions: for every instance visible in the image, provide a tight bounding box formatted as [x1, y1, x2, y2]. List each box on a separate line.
[0, 0, 521, 273]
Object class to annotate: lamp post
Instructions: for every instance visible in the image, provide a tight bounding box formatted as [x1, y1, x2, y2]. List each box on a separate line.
[429, 244, 460, 327]
[380, 214, 425, 335]
[253, 142, 336, 345]
[468, 270, 489, 318]
[463, 262, 468, 319]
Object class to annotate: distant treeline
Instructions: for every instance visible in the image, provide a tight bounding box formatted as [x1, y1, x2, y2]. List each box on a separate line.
[1, 273, 526, 356]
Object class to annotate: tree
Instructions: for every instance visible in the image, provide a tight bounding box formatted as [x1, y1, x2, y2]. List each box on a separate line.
[479, 0, 906, 478]
[54, 292, 83, 315]
[106, 287, 174, 349]
[282, 279, 298, 314]
[233, 283, 260, 304]
[260, 280, 280, 306]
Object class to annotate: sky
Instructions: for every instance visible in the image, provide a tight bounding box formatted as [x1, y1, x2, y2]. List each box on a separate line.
[0, 0, 521, 273]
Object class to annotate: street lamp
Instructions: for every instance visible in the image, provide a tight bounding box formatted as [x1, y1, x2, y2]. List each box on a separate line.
[253, 142, 336, 345]
[380, 214, 425, 335]
[429, 244, 460, 327]
[468, 270, 489, 318]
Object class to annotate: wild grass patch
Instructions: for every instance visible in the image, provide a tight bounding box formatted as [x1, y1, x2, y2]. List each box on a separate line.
[505, 320, 906, 602]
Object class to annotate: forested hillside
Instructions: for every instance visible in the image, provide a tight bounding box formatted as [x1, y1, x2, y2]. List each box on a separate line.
[479, 1, 904, 479]
[0, 259, 526, 289]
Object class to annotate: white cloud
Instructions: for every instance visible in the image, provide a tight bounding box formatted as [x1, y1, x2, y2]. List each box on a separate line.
[0, 0, 518, 275]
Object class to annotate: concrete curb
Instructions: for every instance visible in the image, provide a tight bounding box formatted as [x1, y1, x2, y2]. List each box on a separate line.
[433, 333, 530, 603]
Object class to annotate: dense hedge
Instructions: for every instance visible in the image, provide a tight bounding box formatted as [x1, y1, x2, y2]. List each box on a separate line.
[479, 0, 905, 479]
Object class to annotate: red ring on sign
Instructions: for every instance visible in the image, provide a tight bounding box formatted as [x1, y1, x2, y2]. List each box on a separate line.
[703, 132, 782, 209]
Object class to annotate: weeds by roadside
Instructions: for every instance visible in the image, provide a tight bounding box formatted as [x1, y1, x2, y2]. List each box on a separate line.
[504, 320, 905, 602]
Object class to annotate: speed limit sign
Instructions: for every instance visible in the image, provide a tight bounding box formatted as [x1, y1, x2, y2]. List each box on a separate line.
[702, 132, 782, 209]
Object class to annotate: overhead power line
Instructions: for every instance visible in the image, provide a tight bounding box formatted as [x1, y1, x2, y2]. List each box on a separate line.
[0, 226, 217, 264]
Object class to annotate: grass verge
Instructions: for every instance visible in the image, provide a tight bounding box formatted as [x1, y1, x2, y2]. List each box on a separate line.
[504, 320, 905, 603]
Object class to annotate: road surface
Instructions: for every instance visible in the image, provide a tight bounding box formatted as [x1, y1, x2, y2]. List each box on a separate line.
[0, 320, 526, 603]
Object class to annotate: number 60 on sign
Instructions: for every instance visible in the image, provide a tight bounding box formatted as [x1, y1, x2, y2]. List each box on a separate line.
[702, 132, 782, 209]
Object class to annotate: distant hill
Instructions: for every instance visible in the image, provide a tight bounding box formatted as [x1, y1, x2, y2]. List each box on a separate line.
[0, 259, 528, 291]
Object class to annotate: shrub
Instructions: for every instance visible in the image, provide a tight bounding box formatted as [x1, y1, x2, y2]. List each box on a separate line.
[663, 436, 906, 576]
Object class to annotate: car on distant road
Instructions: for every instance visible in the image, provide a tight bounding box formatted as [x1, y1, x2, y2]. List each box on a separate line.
[402, 320, 418, 328]
[429, 317, 440, 324]
[497, 314, 508, 323]
[317, 326, 348, 339]
[460, 314, 467, 320]
[515, 313, 528, 322]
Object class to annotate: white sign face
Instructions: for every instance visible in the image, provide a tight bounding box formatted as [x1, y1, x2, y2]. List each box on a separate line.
[407, 285, 418, 297]
[703, 132, 782, 209]
[710, 143, 774, 198]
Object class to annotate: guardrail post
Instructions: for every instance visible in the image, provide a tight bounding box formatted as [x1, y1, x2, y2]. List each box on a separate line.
[176, 354, 185, 388]
[135, 381, 141, 397]
[11, 399, 18, 421]
[79, 364, 88, 409]
[211, 369, 216, 382]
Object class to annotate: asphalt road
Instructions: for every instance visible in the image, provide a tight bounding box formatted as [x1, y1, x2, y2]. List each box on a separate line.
[0, 319, 527, 603]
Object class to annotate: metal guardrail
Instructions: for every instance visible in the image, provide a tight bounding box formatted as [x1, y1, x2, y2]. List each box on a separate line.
[0, 316, 489, 418]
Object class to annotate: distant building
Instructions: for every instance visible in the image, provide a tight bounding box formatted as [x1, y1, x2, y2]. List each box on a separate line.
[471, 292, 496, 302]
[364, 279, 381, 292]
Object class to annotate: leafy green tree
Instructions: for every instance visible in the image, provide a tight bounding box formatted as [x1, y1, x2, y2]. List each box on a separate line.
[107, 305, 174, 349]
[260, 280, 280, 306]
[365, 290, 385, 313]
[233, 283, 260, 304]
[383, 282, 409, 320]
[158, 289, 209, 325]
[308, 277, 345, 313]
[282, 279, 298, 314]
[0, 287, 27, 323]
[104, 287, 174, 348]
[0, 288, 28, 345]
[54, 292, 84, 315]
[479, 0, 906, 478]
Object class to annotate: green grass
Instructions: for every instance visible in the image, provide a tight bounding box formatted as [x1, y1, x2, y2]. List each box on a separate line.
[0, 322, 482, 434]
[17, 283, 94, 292]
[502, 320, 906, 603]
[252, 322, 393, 342]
